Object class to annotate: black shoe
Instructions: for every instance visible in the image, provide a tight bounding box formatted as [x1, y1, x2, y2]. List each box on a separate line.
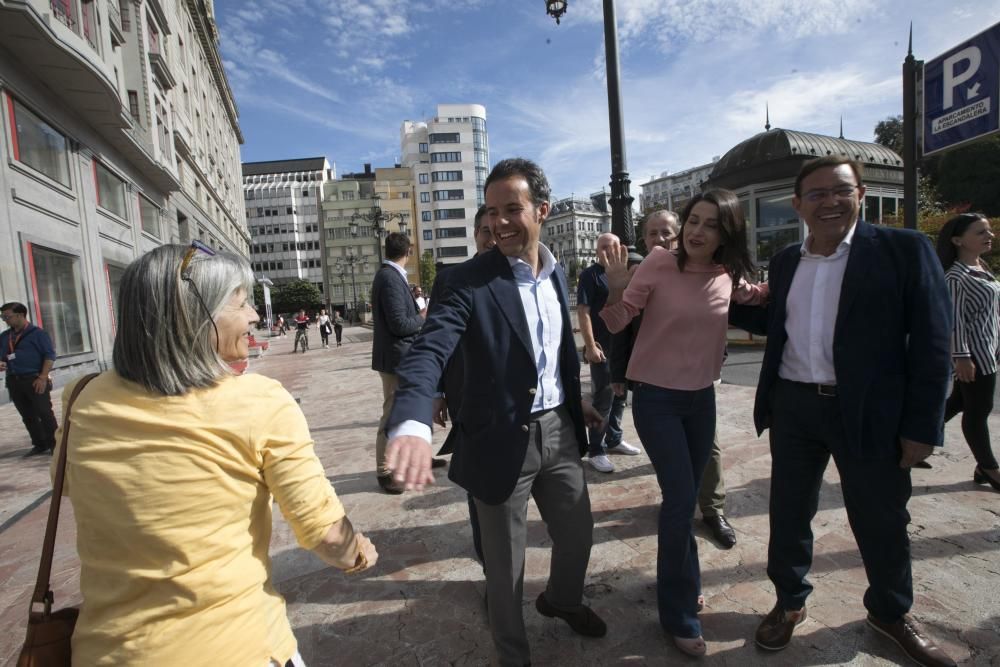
[23, 447, 49, 458]
[377, 475, 404, 495]
[702, 515, 737, 549]
[535, 592, 606, 638]
[913, 460, 933, 469]
[431, 458, 447, 469]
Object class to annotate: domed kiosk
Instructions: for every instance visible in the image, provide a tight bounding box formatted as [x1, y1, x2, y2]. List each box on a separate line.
[703, 128, 904, 264]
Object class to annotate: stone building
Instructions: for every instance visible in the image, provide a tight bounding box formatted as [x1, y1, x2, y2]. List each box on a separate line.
[542, 192, 612, 273]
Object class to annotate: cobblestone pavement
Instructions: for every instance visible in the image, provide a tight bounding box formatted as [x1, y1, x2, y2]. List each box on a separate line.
[0, 329, 997, 665]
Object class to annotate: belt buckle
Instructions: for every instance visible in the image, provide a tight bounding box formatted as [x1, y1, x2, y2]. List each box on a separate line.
[817, 384, 836, 397]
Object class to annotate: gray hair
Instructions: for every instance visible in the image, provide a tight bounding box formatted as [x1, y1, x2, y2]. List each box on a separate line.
[113, 244, 255, 395]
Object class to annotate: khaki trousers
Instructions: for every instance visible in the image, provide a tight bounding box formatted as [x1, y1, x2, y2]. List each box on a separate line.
[376, 371, 399, 477]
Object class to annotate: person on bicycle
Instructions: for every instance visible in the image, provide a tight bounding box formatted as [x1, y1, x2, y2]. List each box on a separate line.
[293, 310, 310, 353]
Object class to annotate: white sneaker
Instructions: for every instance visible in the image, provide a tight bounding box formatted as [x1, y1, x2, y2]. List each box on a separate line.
[588, 454, 615, 473]
[606, 440, 641, 456]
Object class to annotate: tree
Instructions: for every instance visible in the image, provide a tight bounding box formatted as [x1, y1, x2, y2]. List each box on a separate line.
[935, 136, 1000, 216]
[872, 115, 942, 217]
[419, 250, 436, 291]
[873, 115, 904, 155]
[271, 279, 323, 315]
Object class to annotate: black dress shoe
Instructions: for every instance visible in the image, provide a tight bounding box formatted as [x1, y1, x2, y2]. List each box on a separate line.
[755, 603, 807, 651]
[377, 475, 404, 495]
[866, 613, 957, 667]
[23, 447, 49, 458]
[913, 460, 933, 469]
[702, 515, 737, 549]
[431, 457, 448, 469]
[535, 592, 606, 638]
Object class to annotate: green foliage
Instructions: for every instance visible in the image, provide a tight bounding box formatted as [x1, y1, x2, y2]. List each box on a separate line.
[873, 115, 904, 155]
[269, 279, 323, 315]
[419, 250, 436, 291]
[885, 211, 1000, 273]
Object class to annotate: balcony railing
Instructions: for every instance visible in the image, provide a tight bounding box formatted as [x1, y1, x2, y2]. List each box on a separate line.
[50, 0, 75, 29]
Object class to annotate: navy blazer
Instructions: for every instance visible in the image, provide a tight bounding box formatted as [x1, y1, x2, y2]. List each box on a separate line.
[426, 265, 464, 456]
[388, 248, 588, 504]
[371, 263, 423, 373]
[730, 221, 952, 456]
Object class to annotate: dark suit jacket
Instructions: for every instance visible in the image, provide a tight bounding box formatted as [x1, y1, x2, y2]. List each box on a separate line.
[388, 248, 588, 504]
[729, 221, 952, 456]
[371, 262, 423, 373]
[426, 265, 464, 456]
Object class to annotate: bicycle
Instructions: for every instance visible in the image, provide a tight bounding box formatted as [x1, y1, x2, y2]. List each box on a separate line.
[294, 328, 309, 353]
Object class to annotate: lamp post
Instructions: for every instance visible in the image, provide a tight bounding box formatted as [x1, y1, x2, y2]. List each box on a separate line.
[351, 192, 409, 265]
[545, 0, 635, 248]
[335, 251, 366, 323]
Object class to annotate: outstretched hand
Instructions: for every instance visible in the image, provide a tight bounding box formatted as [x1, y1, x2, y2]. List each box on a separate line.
[598, 240, 631, 292]
[385, 435, 435, 491]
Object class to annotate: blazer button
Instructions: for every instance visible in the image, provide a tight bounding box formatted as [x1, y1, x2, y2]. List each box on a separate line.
[528, 388, 537, 395]
[521, 424, 529, 432]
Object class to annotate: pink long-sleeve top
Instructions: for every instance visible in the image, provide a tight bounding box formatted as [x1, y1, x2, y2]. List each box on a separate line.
[600, 247, 768, 391]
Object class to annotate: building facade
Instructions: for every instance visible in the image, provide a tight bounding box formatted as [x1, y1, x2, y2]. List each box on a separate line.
[542, 192, 611, 272]
[319, 165, 417, 319]
[243, 157, 333, 293]
[639, 159, 718, 214]
[400, 103, 488, 266]
[0, 0, 245, 386]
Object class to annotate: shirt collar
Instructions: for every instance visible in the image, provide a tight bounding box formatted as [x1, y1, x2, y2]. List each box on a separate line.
[384, 259, 408, 280]
[507, 243, 557, 281]
[801, 220, 857, 258]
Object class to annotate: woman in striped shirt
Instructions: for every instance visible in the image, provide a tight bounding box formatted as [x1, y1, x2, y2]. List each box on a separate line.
[937, 212, 1000, 492]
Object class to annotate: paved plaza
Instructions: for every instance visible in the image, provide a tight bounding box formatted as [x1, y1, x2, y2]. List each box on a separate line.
[0, 329, 997, 665]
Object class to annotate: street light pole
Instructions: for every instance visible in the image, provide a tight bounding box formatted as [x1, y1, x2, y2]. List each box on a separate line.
[546, 0, 635, 248]
[352, 192, 409, 267]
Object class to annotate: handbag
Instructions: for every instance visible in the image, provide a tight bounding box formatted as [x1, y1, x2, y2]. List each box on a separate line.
[17, 372, 99, 667]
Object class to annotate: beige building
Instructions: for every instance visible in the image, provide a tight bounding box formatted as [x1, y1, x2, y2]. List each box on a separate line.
[0, 0, 245, 384]
[320, 165, 417, 318]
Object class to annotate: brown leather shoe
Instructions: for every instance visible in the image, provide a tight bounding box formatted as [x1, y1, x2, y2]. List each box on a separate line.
[377, 475, 404, 495]
[755, 603, 807, 650]
[866, 613, 957, 667]
[535, 592, 607, 638]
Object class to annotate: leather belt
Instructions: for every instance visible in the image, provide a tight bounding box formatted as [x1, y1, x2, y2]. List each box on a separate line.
[780, 379, 838, 397]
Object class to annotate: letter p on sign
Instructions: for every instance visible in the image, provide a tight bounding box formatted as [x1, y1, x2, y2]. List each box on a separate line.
[943, 46, 982, 109]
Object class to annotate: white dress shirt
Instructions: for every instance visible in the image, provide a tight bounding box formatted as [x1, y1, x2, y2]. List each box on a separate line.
[778, 223, 857, 385]
[388, 244, 566, 445]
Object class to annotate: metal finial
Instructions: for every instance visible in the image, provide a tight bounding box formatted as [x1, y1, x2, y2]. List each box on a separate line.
[908, 22, 913, 56]
[839, 115, 844, 139]
[765, 103, 771, 131]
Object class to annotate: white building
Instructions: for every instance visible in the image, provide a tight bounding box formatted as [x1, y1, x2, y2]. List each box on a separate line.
[640, 159, 719, 214]
[243, 157, 333, 293]
[543, 192, 611, 272]
[400, 103, 489, 266]
[0, 0, 245, 385]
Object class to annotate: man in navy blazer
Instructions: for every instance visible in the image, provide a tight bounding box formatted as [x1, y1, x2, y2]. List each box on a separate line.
[370, 232, 424, 494]
[732, 156, 956, 667]
[385, 159, 606, 666]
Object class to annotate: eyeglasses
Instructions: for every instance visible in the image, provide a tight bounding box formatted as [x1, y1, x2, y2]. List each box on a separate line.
[178, 240, 221, 355]
[802, 185, 859, 203]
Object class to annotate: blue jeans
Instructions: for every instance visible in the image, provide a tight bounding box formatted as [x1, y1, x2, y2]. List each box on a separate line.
[632, 383, 716, 639]
[588, 360, 625, 456]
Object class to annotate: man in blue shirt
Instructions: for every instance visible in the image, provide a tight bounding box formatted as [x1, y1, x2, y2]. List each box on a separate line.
[0, 302, 58, 456]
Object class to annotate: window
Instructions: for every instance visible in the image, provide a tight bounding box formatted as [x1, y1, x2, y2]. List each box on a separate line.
[865, 195, 880, 222]
[418, 173, 429, 184]
[94, 161, 127, 218]
[432, 170, 463, 182]
[436, 246, 468, 258]
[429, 132, 460, 144]
[419, 142, 428, 153]
[436, 227, 467, 239]
[423, 230, 432, 241]
[27, 244, 92, 354]
[756, 193, 797, 228]
[343, 191, 355, 200]
[138, 195, 160, 237]
[286, 206, 293, 214]
[433, 189, 464, 201]
[431, 151, 462, 163]
[434, 209, 466, 221]
[104, 262, 126, 333]
[127, 91, 140, 122]
[8, 96, 71, 186]
[420, 192, 430, 203]
[421, 211, 432, 222]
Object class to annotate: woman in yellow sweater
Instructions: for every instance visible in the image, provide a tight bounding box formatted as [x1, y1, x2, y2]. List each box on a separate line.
[54, 242, 376, 666]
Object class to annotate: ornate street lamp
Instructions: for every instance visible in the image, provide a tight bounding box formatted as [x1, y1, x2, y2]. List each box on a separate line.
[545, 0, 635, 248]
[335, 251, 367, 323]
[351, 192, 409, 265]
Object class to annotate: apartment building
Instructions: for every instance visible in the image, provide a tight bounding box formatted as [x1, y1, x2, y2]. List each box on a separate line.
[542, 191, 612, 272]
[243, 157, 333, 292]
[400, 103, 488, 266]
[639, 159, 718, 214]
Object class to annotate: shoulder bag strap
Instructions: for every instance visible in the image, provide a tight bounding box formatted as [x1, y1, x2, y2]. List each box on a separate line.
[30, 372, 100, 611]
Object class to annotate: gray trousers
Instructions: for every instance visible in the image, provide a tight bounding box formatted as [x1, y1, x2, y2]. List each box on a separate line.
[375, 372, 398, 477]
[697, 429, 727, 517]
[474, 405, 594, 666]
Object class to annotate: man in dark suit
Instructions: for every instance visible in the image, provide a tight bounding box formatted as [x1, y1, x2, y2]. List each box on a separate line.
[371, 232, 425, 494]
[732, 156, 956, 667]
[385, 159, 606, 666]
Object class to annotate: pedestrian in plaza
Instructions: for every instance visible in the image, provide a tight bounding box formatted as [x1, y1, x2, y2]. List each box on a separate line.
[609, 210, 738, 550]
[333, 309, 344, 347]
[429, 204, 495, 567]
[317, 308, 333, 349]
[0, 302, 58, 456]
[600, 189, 768, 657]
[578, 232, 642, 474]
[729, 156, 956, 667]
[52, 243, 377, 666]
[293, 309, 310, 353]
[385, 159, 608, 666]
[412, 285, 427, 312]
[277, 314, 287, 337]
[937, 212, 1000, 492]
[371, 232, 425, 494]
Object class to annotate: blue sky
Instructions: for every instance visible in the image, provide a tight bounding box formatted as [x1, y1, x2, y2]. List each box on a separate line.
[217, 0, 1000, 199]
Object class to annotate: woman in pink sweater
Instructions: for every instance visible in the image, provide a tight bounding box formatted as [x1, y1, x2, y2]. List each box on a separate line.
[600, 188, 767, 657]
